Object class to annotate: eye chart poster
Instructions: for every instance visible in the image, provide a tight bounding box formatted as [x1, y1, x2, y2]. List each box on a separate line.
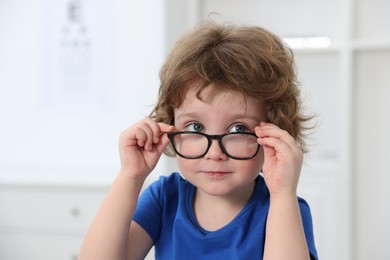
[41, 0, 113, 112]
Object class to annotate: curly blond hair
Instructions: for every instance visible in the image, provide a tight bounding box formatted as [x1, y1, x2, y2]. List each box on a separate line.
[150, 21, 313, 153]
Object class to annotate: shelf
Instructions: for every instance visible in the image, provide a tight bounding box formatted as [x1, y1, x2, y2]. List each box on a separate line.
[291, 46, 341, 55]
[353, 40, 390, 52]
[291, 40, 390, 54]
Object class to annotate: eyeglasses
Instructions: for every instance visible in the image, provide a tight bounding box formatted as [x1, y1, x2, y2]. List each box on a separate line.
[167, 131, 260, 160]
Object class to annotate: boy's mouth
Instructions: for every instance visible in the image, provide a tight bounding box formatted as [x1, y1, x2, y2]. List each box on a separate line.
[203, 171, 231, 178]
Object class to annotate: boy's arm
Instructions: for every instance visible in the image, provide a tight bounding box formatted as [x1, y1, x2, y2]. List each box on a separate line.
[263, 195, 310, 260]
[127, 220, 154, 259]
[255, 122, 311, 260]
[79, 118, 174, 260]
[79, 172, 152, 260]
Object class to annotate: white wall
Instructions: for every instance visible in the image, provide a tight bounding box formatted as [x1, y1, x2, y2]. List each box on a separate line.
[0, 0, 167, 185]
[0, 1, 166, 259]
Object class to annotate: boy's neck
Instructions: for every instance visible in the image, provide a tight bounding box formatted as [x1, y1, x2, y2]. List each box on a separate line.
[192, 182, 255, 232]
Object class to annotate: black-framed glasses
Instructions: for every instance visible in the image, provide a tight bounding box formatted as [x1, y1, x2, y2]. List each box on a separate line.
[167, 131, 260, 160]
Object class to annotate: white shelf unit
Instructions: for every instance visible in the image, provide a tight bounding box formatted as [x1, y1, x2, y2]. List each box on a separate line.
[165, 0, 390, 259]
[164, 0, 390, 259]
[353, 0, 390, 260]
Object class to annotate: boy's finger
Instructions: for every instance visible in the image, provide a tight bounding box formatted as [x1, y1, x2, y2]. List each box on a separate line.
[158, 122, 176, 133]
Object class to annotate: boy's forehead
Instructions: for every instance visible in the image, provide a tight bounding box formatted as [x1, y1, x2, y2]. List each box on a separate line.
[179, 84, 232, 106]
[175, 83, 264, 119]
[180, 83, 262, 106]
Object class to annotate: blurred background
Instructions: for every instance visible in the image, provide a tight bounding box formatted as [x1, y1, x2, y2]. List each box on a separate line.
[0, 0, 389, 259]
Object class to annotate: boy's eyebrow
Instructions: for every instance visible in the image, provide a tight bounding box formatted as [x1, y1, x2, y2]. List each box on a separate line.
[230, 114, 263, 123]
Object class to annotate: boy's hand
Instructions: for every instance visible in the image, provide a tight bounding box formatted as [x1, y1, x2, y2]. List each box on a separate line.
[119, 117, 175, 178]
[255, 122, 303, 198]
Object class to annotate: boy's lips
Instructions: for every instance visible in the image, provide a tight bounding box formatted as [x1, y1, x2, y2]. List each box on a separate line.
[202, 171, 232, 178]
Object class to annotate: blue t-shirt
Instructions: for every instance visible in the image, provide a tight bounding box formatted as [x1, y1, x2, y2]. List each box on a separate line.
[133, 172, 318, 259]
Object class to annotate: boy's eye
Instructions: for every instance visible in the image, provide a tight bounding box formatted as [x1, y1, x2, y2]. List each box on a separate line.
[186, 122, 204, 132]
[229, 124, 249, 133]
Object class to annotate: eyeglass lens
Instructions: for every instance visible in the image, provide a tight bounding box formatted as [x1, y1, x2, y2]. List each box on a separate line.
[170, 132, 259, 159]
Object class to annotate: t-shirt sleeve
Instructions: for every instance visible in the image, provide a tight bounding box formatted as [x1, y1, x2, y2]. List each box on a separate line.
[133, 178, 164, 243]
[298, 197, 319, 260]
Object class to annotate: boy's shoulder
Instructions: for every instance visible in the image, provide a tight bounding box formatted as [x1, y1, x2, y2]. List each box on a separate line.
[154, 172, 187, 188]
[147, 172, 191, 199]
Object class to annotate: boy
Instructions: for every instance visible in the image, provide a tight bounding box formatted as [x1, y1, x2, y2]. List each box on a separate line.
[80, 21, 318, 259]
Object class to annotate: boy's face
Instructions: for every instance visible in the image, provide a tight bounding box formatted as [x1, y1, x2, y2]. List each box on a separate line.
[173, 83, 265, 197]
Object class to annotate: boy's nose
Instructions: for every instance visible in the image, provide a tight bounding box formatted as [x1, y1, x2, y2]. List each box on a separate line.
[204, 140, 228, 160]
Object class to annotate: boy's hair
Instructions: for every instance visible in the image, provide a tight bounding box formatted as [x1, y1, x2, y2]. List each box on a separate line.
[150, 21, 313, 153]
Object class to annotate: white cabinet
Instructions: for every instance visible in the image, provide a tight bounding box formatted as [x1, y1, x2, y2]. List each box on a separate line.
[0, 233, 81, 260]
[0, 184, 107, 260]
